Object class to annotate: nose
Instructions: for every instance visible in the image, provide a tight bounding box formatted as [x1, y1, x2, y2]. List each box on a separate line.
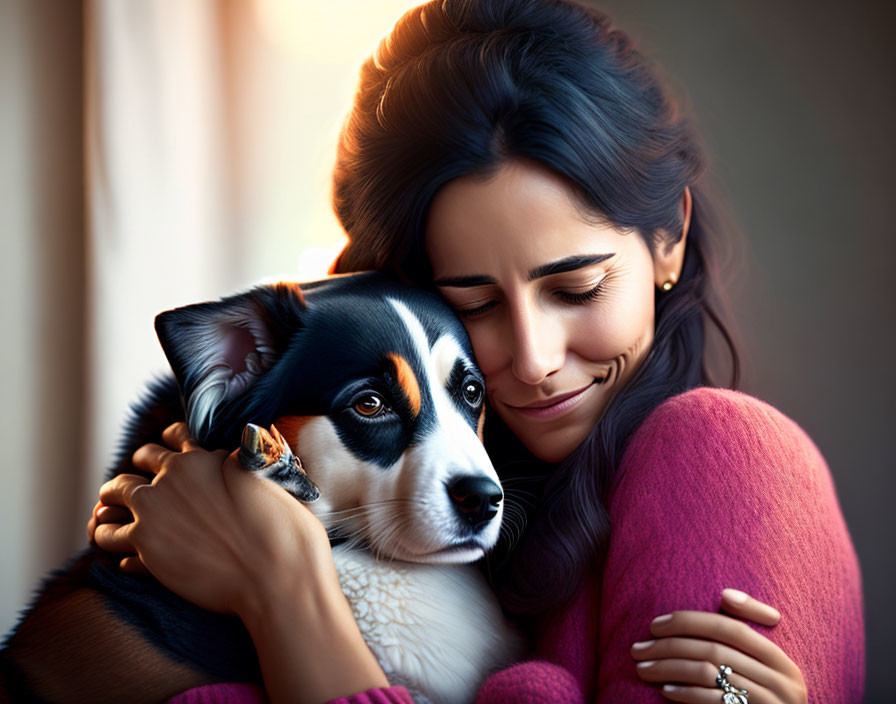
[447, 476, 503, 531]
[509, 301, 564, 384]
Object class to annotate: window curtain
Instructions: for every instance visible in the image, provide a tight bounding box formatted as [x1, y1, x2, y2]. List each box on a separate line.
[1, 0, 413, 637]
[84, 0, 241, 511]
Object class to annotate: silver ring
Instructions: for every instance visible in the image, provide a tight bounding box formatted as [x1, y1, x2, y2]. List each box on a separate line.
[716, 664, 749, 703]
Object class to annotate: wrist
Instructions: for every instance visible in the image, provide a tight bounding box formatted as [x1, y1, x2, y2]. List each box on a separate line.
[234, 508, 334, 621]
[239, 557, 389, 704]
[237, 538, 339, 628]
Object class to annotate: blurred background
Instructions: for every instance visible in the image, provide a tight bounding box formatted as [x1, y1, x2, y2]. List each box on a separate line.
[1, 0, 892, 700]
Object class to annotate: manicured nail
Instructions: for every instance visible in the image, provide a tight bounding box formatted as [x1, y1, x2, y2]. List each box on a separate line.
[722, 588, 749, 603]
[663, 684, 680, 693]
[652, 613, 672, 625]
[632, 640, 655, 650]
[636, 660, 656, 668]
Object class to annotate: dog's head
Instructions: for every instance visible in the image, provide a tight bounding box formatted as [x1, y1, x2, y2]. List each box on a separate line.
[154, 271, 501, 564]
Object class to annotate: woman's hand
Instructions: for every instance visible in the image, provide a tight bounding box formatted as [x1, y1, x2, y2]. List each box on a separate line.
[90, 421, 390, 703]
[631, 589, 807, 704]
[90, 422, 333, 619]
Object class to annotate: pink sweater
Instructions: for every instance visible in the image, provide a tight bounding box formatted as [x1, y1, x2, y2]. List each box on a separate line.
[169, 388, 865, 703]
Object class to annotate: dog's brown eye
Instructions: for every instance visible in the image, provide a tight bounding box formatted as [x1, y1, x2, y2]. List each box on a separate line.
[462, 379, 484, 408]
[354, 393, 388, 417]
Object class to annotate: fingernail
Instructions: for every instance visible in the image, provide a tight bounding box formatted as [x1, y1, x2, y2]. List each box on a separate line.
[663, 684, 680, 693]
[636, 660, 656, 668]
[651, 613, 672, 625]
[723, 588, 749, 603]
[632, 640, 655, 650]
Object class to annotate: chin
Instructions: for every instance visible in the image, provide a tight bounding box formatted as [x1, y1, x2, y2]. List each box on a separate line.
[383, 541, 488, 565]
[510, 423, 590, 464]
[529, 445, 577, 464]
[497, 405, 601, 464]
[417, 545, 488, 565]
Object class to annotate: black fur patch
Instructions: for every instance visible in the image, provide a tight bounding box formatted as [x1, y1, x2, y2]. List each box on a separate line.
[1, 271, 485, 692]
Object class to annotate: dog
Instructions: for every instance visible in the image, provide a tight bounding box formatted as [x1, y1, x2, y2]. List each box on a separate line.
[0, 271, 523, 704]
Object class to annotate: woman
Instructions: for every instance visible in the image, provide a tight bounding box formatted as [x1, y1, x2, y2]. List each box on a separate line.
[90, 0, 864, 702]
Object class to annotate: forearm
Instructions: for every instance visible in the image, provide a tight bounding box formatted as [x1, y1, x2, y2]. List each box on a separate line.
[597, 389, 864, 701]
[241, 570, 389, 704]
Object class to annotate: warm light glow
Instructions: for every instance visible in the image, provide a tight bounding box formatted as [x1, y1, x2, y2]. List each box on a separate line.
[241, 0, 421, 281]
[262, 242, 348, 284]
[254, 0, 418, 65]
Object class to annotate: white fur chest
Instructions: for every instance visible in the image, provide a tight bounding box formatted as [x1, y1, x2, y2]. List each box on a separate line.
[332, 545, 523, 704]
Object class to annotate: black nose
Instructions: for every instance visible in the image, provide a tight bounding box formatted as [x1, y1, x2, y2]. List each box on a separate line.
[447, 476, 503, 531]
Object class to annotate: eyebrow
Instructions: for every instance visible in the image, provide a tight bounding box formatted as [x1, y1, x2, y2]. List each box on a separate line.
[433, 253, 615, 288]
[527, 253, 616, 281]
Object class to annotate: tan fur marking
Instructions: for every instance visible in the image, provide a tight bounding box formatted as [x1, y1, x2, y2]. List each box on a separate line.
[270, 281, 306, 308]
[5, 588, 210, 703]
[389, 353, 422, 418]
[477, 407, 486, 442]
[273, 415, 315, 453]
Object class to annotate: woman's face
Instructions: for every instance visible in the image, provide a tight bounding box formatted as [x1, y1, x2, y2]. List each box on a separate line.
[425, 160, 686, 463]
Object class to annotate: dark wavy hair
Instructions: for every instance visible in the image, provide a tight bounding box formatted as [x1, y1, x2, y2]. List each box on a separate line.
[331, 0, 740, 615]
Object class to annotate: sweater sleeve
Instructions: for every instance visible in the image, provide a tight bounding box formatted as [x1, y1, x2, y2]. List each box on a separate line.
[595, 388, 864, 703]
[167, 683, 414, 704]
[474, 660, 584, 704]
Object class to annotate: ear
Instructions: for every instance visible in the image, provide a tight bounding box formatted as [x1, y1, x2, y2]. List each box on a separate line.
[652, 187, 692, 290]
[155, 283, 306, 440]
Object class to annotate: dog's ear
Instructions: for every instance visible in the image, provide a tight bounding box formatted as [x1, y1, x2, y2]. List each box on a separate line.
[155, 283, 306, 440]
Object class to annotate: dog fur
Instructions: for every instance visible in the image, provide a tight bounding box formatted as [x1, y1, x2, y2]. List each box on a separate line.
[0, 272, 522, 704]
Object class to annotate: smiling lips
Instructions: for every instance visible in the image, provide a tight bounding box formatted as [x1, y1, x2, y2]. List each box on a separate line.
[507, 378, 604, 420]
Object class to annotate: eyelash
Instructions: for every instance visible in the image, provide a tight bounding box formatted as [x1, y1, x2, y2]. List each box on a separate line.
[457, 301, 499, 318]
[554, 280, 605, 304]
[457, 281, 605, 318]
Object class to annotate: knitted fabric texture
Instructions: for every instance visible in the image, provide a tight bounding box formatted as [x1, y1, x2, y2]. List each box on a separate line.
[168, 684, 413, 704]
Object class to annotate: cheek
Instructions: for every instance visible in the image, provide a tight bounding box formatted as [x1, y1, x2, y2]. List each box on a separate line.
[464, 323, 506, 376]
[574, 277, 655, 361]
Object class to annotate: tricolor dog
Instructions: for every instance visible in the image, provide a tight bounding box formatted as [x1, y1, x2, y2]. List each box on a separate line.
[1, 272, 522, 704]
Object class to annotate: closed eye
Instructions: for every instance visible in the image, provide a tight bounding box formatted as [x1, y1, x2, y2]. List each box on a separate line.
[455, 300, 499, 318]
[453, 279, 606, 318]
[554, 280, 605, 304]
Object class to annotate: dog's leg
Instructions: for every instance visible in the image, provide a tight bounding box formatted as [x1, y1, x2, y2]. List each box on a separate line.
[3, 588, 214, 704]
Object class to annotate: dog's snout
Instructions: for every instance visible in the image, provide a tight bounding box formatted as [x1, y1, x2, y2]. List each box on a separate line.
[447, 476, 502, 531]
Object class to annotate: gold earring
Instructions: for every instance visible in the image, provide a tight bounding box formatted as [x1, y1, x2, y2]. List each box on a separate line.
[661, 279, 675, 291]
